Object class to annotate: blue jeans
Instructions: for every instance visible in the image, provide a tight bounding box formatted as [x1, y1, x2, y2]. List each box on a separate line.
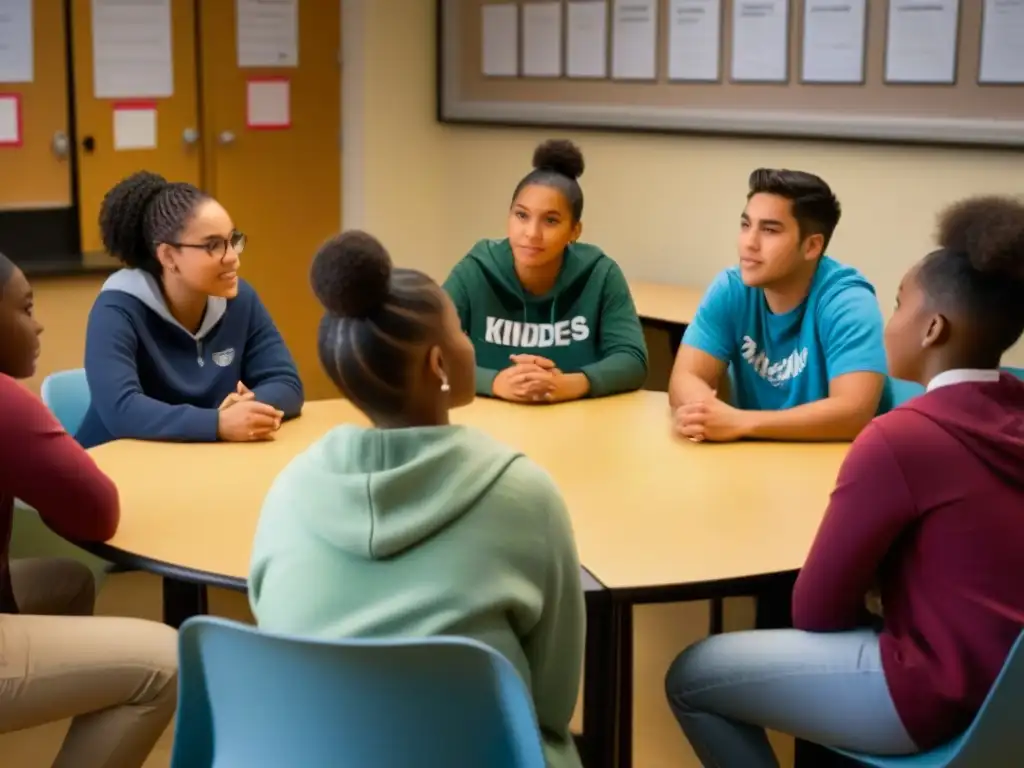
[664, 629, 918, 768]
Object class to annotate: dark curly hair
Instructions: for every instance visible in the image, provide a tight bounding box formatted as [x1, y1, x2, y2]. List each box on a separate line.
[99, 171, 209, 278]
[918, 195, 1024, 361]
[747, 168, 842, 251]
[511, 139, 586, 222]
[310, 230, 446, 418]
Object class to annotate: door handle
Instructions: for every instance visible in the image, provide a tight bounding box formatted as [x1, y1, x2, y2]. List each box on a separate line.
[51, 130, 69, 158]
[218, 130, 236, 145]
[183, 127, 199, 145]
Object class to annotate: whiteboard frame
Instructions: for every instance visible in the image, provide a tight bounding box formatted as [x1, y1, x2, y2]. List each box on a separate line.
[437, 0, 1024, 148]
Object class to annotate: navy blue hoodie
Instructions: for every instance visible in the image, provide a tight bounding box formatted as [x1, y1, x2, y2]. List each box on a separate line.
[76, 269, 304, 449]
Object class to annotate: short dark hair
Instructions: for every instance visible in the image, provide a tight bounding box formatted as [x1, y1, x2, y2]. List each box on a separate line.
[747, 168, 842, 251]
[0, 252, 15, 291]
[918, 195, 1024, 361]
[311, 231, 446, 417]
[511, 139, 586, 222]
[99, 171, 209, 278]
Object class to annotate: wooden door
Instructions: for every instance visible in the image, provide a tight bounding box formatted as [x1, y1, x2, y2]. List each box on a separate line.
[71, 0, 202, 256]
[0, 1, 71, 208]
[198, 0, 341, 401]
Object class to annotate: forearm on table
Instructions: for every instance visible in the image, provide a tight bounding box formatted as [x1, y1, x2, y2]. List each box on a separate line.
[744, 397, 873, 442]
[668, 372, 717, 409]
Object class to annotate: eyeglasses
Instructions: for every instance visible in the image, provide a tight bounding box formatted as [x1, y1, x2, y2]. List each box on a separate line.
[166, 230, 247, 259]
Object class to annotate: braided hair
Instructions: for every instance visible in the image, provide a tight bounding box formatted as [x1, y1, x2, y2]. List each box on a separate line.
[311, 231, 447, 417]
[99, 171, 209, 277]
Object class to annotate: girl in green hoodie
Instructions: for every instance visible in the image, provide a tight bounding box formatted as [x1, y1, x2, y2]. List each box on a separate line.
[444, 139, 649, 403]
[249, 230, 585, 768]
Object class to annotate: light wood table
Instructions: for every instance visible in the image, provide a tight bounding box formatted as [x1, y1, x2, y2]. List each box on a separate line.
[628, 280, 703, 328]
[87, 392, 849, 768]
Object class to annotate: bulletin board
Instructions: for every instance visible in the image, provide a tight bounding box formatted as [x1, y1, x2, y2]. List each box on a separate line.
[437, 0, 1024, 147]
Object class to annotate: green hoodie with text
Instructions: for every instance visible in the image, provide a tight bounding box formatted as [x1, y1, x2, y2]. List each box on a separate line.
[444, 238, 649, 397]
[249, 423, 585, 768]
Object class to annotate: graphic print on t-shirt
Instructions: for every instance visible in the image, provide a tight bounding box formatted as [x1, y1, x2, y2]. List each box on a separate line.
[740, 335, 809, 388]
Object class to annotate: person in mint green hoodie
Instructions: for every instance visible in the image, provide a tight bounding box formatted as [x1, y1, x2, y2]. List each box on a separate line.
[444, 139, 648, 404]
[249, 230, 585, 768]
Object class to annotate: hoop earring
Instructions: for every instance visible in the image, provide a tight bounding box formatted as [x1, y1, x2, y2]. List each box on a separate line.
[440, 372, 450, 393]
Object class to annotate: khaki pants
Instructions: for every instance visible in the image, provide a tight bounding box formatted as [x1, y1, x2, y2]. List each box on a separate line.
[0, 558, 179, 768]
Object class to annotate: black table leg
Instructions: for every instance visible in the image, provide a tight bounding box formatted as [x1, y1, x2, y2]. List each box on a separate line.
[709, 597, 724, 635]
[614, 602, 635, 768]
[581, 588, 619, 768]
[162, 577, 209, 628]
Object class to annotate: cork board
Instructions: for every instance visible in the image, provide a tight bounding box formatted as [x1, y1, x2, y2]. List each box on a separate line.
[438, 0, 1024, 147]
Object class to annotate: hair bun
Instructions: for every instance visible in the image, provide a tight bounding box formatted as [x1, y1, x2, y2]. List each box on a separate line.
[937, 196, 1024, 282]
[310, 230, 392, 318]
[532, 139, 584, 181]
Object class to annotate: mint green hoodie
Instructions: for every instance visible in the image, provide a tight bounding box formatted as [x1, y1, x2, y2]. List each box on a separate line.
[444, 239, 649, 397]
[249, 424, 585, 768]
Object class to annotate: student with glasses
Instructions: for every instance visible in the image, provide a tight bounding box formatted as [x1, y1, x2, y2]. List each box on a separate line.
[76, 171, 304, 449]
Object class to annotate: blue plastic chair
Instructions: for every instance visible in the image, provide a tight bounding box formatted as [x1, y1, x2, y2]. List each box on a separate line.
[888, 377, 926, 407]
[832, 630, 1024, 766]
[171, 616, 547, 768]
[1002, 366, 1024, 381]
[40, 368, 90, 437]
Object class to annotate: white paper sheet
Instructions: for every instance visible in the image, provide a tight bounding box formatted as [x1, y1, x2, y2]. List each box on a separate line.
[522, 2, 562, 77]
[247, 79, 290, 128]
[0, 93, 19, 144]
[237, 0, 298, 68]
[731, 0, 788, 82]
[92, 0, 173, 98]
[113, 105, 157, 150]
[801, 0, 866, 82]
[612, 0, 657, 80]
[884, 0, 959, 84]
[979, 0, 1024, 84]
[0, 0, 33, 83]
[481, 3, 518, 76]
[668, 0, 721, 81]
[567, 1, 607, 78]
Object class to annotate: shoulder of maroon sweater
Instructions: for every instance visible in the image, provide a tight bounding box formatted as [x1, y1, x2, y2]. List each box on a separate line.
[0, 373, 119, 542]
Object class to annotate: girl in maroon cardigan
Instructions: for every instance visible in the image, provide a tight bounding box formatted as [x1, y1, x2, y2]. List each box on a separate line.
[0, 253, 179, 767]
[665, 196, 1024, 765]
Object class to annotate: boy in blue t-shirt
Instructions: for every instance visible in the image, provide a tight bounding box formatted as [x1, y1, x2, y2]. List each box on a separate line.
[669, 168, 888, 443]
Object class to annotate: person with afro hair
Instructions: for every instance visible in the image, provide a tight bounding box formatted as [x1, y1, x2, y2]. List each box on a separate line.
[443, 138, 648, 404]
[249, 230, 585, 768]
[664, 195, 1024, 766]
[76, 171, 303, 449]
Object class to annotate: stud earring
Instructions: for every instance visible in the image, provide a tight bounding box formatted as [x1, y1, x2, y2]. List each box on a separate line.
[440, 373, 450, 393]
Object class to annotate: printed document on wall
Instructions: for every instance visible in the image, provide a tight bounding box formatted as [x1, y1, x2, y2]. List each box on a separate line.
[522, 2, 562, 77]
[801, 0, 866, 83]
[567, 1, 607, 78]
[612, 0, 657, 80]
[92, 0, 173, 98]
[668, 0, 721, 81]
[481, 3, 518, 76]
[0, 0, 33, 83]
[731, 0, 788, 82]
[884, 0, 959, 83]
[979, 0, 1024, 83]
[237, 0, 298, 67]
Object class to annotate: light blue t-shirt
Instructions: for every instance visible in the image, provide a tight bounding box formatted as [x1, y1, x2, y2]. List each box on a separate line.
[682, 256, 890, 413]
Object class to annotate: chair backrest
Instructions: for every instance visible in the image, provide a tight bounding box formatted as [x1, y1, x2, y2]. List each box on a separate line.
[1002, 366, 1024, 381]
[171, 616, 547, 768]
[937, 629, 1024, 766]
[40, 368, 90, 437]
